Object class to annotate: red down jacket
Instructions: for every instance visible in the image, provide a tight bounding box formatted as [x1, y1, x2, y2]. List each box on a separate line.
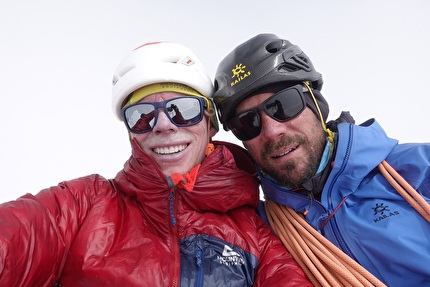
[0, 141, 310, 286]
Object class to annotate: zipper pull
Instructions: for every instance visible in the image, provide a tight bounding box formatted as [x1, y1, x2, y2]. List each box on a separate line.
[304, 192, 315, 216]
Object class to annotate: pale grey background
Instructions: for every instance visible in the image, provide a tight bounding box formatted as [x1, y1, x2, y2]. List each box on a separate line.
[1, 0, 429, 202]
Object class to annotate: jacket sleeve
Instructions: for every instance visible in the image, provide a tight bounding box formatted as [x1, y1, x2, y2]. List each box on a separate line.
[0, 174, 110, 287]
[253, 217, 312, 287]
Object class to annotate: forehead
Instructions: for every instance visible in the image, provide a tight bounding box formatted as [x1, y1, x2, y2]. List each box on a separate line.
[236, 92, 274, 113]
[140, 92, 185, 103]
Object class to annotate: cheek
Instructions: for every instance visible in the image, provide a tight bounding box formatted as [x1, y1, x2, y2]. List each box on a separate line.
[130, 132, 146, 141]
[194, 126, 209, 148]
[129, 133, 150, 148]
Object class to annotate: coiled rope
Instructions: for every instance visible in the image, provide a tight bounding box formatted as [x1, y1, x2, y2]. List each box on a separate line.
[377, 160, 430, 222]
[265, 199, 386, 287]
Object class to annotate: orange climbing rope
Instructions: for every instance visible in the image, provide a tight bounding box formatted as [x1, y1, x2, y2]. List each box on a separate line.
[265, 199, 386, 287]
[377, 160, 430, 223]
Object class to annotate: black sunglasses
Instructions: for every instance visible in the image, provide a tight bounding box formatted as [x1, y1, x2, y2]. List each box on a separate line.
[228, 84, 306, 141]
[121, 96, 207, 134]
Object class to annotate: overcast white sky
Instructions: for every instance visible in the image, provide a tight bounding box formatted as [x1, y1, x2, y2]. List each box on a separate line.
[1, 0, 429, 203]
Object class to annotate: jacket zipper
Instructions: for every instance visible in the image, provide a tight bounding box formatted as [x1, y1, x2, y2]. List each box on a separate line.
[169, 191, 180, 286]
[325, 124, 355, 258]
[195, 246, 203, 287]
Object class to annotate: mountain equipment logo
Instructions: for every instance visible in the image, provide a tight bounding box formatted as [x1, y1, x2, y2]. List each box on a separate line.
[372, 202, 400, 223]
[217, 245, 245, 266]
[230, 63, 251, 87]
[222, 245, 239, 257]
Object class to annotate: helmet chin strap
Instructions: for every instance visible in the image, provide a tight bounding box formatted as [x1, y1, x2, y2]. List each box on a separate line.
[204, 108, 215, 156]
[303, 81, 327, 131]
[205, 143, 215, 156]
[303, 81, 335, 157]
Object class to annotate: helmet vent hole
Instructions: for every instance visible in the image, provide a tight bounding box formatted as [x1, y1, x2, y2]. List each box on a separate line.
[214, 80, 219, 91]
[265, 40, 284, 54]
[297, 56, 309, 64]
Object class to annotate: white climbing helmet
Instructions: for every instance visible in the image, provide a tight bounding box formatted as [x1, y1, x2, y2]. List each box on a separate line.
[112, 42, 214, 121]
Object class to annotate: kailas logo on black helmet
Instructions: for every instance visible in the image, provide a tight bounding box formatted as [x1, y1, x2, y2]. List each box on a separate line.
[230, 63, 251, 87]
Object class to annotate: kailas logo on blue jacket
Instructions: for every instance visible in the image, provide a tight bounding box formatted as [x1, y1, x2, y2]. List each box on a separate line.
[372, 202, 400, 223]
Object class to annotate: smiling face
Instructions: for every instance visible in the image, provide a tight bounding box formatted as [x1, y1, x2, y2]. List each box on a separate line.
[237, 92, 326, 189]
[129, 92, 209, 176]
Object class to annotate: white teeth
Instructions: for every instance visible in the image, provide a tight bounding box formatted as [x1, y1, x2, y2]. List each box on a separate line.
[153, 144, 187, 155]
[274, 148, 294, 158]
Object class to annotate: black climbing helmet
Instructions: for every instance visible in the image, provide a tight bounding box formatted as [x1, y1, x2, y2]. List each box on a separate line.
[213, 33, 324, 130]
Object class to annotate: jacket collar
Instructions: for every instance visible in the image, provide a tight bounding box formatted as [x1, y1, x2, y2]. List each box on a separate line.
[114, 139, 259, 213]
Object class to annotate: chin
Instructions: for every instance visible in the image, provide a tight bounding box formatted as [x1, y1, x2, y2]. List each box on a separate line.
[161, 166, 189, 177]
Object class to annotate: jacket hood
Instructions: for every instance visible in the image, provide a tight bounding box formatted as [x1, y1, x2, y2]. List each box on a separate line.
[331, 119, 398, 198]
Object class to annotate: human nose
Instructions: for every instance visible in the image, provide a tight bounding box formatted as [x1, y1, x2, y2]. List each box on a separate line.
[259, 111, 285, 140]
[152, 109, 178, 133]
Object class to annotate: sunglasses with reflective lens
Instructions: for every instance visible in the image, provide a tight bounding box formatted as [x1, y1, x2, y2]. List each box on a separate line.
[228, 84, 306, 141]
[121, 96, 207, 134]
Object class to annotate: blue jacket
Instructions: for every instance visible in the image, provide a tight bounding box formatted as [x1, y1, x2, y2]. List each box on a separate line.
[262, 119, 430, 286]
